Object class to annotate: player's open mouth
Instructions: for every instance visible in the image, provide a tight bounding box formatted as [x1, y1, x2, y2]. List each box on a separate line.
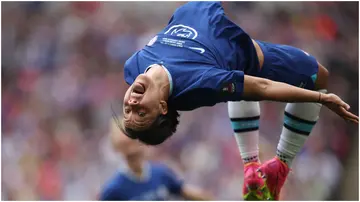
[132, 82, 145, 94]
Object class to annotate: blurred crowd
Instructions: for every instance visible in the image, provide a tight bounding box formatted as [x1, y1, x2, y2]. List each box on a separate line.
[2, 2, 358, 200]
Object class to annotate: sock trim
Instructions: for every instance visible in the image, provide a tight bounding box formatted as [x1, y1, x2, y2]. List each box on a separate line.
[274, 155, 290, 169]
[283, 123, 310, 136]
[230, 115, 260, 121]
[284, 116, 315, 133]
[231, 119, 259, 130]
[243, 155, 259, 164]
[234, 127, 259, 133]
[284, 111, 317, 124]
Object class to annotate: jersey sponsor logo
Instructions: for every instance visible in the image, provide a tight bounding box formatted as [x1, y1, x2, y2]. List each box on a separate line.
[159, 37, 205, 53]
[164, 24, 198, 39]
[189, 47, 205, 54]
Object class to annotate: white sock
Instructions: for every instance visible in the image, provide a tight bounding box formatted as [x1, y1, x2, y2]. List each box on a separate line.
[277, 90, 326, 167]
[228, 101, 260, 164]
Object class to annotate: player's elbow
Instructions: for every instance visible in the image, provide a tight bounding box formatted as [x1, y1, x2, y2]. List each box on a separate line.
[256, 78, 271, 91]
[254, 78, 271, 99]
[243, 76, 271, 101]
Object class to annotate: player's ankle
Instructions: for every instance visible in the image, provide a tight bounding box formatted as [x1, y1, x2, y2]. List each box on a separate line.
[244, 160, 261, 167]
[275, 155, 291, 169]
[243, 156, 260, 165]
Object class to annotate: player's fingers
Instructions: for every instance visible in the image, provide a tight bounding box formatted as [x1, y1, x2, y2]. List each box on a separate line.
[351, 118, 358, 124]
[348, 116, 359, 124]
[345, 103, 350, 111]
[346, 117, 358, 124]
[341, 108, 359, 123]
[330, 94, 350, 110]
[344, 114, 358, 123]
[344, 108, 358, 120]
[348, 113, 359, 121]
[338, 99, 350, 110]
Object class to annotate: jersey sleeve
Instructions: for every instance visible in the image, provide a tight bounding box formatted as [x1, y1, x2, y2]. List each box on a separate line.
[162, 165, 184, 195]
[124, 56, 137, 86]
[200, 67, 245, 102]
[169, 66, 245, 110]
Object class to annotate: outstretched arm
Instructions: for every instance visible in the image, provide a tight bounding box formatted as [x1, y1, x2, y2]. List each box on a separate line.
[242, 75, 358, 123]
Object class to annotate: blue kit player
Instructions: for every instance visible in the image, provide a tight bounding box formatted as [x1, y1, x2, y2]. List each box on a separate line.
[99, 119, 211, 201]
[119, 2, 359, 200]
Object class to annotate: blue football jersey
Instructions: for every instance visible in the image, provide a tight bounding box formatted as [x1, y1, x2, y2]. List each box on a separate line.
[124, 2, 260, 110]
[99, 162, 184, 201]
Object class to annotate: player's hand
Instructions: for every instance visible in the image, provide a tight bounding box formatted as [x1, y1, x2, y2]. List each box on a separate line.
[321, 93, 359, 124]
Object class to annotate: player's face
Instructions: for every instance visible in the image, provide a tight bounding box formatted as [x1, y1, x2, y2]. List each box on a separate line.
[123, 74, 166, 130]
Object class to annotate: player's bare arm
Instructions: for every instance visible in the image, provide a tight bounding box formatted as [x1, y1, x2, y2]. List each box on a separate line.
[242, 75, 358, 123]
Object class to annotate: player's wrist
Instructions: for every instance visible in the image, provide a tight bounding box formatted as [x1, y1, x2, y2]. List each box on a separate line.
[318, 92, 322, 103]
[318, 92, 328, 104]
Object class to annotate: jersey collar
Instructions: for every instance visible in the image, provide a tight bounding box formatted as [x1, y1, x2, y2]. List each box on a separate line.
[121, 161, 151, 182]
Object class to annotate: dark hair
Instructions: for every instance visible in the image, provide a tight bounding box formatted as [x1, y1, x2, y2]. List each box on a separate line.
[117, 106, 180, 145]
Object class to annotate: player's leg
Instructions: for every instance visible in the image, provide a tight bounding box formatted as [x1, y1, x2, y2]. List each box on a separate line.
[276, 63, 328, 167]
[228, 101, 261, 164]
[259, 63, 329, 200]
[228, 101, 270, 200]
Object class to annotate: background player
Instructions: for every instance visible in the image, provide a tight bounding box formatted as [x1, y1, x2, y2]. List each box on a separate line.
[120, 1, 358, 200]
[99, 118, 211, 200]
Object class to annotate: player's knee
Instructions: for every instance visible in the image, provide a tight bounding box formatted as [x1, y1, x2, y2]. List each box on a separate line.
[314, 62, 329, 90]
